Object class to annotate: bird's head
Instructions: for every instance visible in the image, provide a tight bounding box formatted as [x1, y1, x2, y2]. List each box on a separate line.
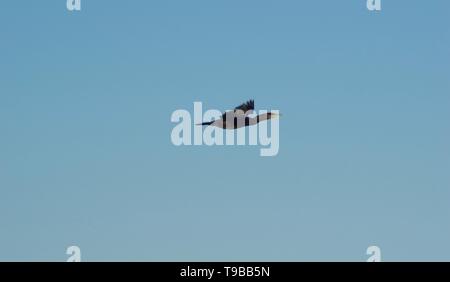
[267, 112, 281, 120]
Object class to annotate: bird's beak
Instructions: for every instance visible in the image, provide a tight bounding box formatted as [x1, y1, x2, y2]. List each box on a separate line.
[271, 113, 281, 119]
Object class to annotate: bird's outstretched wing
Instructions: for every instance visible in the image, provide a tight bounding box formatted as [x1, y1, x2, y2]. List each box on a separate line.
[221, 99, 255, 121]
[234, 99, 254, 115]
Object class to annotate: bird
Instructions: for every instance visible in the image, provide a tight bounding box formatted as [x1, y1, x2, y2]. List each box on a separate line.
[198, 100, 280, 129]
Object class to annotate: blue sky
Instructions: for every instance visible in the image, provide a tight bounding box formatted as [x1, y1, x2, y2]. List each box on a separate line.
[1, 1, 449, 261]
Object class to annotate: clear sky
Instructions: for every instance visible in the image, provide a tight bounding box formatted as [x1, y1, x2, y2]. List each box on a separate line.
[1, 1, 449, 261]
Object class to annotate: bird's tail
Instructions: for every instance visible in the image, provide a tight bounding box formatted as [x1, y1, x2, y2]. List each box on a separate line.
[196, 121, 214, 126]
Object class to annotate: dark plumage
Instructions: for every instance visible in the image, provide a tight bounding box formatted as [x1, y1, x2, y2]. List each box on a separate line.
[199, 100, 279, 129]
[234, 99, 255, 113]
[221, 99, 254, 121]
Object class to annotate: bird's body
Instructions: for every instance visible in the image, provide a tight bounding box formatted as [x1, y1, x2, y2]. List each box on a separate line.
[198, 100, 279, 129]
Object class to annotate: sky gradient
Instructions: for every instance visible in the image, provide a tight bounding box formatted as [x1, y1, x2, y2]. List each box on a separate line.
[1, 1, 449, 261]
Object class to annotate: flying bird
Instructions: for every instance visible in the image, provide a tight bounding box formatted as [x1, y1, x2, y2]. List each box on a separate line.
[198, 100, 280, 129]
